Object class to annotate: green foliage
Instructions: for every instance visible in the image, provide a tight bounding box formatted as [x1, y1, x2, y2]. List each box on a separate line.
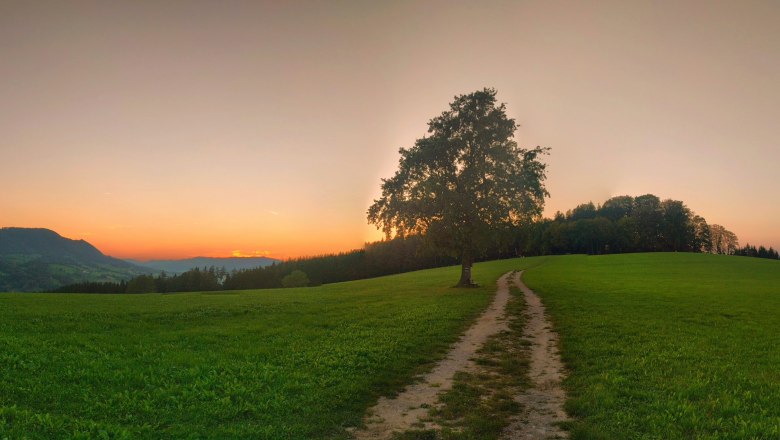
[519, 194, 719, 256]
[709, 224, 740, 255]
[281, 270, 309, 288]
[368, 88, 549, 285]
[57, 267, 226, 294]
[734, 244, 779, 259]
[524, 253, 780, 439]
[0, 258, 536, 439]
[225, 235, 459, 290]
[125, 274, 157, 293]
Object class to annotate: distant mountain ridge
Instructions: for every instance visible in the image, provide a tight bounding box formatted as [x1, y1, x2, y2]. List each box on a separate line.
[131, 257, 279, 274]
[0, 227, 151, 292]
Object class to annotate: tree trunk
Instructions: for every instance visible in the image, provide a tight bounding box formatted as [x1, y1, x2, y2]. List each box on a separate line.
[457, 253, 477, 287]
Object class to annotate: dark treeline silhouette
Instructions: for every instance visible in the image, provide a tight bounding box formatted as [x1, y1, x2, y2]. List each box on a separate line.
[53, 194, 777, 294]
[53, 280, 128, 294]
[54, 267, 226, 294]
[734, 244, 779, 260]
[517, 194, 727, 256]
[54, 236, 459, 293]
[224, 234, 458, 290]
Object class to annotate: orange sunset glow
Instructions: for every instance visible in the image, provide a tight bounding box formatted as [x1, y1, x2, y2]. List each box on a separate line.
[2, 1, 779, 260]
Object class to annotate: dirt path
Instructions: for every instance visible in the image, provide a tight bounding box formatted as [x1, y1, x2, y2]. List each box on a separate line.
[352, 272, 515, 440]
[503, 271, 569, 439]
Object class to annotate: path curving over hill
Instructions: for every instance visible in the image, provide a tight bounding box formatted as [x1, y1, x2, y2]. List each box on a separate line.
[352, 272, 515, 439]
[503, 271, 569, 439]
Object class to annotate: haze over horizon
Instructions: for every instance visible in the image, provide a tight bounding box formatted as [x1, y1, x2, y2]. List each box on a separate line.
[2, 1, 778, 260]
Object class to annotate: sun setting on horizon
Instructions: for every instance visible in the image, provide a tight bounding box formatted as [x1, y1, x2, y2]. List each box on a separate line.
[1, 1, 778, 260]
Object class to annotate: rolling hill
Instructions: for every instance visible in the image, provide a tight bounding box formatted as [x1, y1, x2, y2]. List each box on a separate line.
[1, 254, 777, 437]
[0, 227, 151, 292]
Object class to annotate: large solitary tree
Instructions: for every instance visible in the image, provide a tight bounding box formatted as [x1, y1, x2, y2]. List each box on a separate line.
[367, 88, 550, 286]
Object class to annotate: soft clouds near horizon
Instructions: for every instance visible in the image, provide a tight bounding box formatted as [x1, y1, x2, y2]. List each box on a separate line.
[1, 1, 778, 259]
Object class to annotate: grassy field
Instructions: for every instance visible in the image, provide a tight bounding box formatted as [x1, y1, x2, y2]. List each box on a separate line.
[3, 253, 779, 439]
[524, 253, 780, 439]
[0, 258, 533, 439]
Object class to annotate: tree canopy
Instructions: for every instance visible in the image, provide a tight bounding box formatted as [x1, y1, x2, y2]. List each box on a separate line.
[281, 270, 310, 288]
[517, 194, 741, 256]
[367, 88, 549, 286]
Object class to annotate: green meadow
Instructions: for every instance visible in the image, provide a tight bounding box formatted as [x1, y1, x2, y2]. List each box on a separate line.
[524, 253, 780, 439]
[0, 259, 528, 439]
[2, 253, 779, 439]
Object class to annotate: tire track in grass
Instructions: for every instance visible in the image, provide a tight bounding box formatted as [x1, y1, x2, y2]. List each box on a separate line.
[352, 272, 515, 440]
[503, 271, 569, 439]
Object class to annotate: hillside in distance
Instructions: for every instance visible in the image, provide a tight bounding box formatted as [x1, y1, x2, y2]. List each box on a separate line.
[0, 227, 151, 292]
[130, 256, 279, 274]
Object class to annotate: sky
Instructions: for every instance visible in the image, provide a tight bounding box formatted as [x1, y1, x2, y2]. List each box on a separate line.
[1, 0, 778, 260]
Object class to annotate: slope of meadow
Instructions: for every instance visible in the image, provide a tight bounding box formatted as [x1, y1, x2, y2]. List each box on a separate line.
[0, 258, 534, 439]
[3, 253, 778, 439]
[524, 253, 780, 439]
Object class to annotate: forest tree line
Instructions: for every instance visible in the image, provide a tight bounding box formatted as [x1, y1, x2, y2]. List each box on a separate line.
[53, 194, 777, 293]
[54, 236, 460, 293]
[519, 194, 728, 255]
